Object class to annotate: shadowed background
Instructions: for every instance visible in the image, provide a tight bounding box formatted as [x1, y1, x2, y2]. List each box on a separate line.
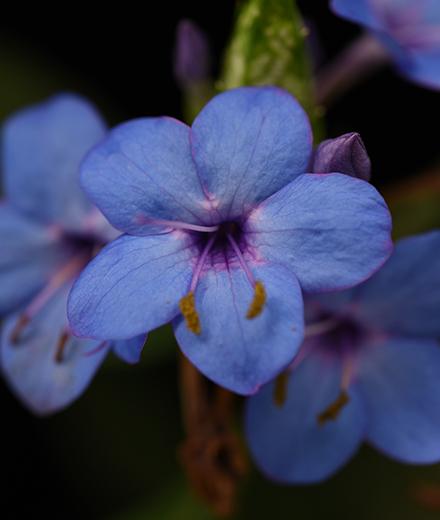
[1, 1, 440, 518]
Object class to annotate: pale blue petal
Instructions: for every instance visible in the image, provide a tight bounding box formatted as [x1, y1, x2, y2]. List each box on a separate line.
[245, 173, 392, 293]
[0, 204, 72, 316]
[3, 94, 106, 232]
[190, 87, 312, 221]
[357, 336, 440, 463]
[353, 231, 440, 337]
[246, 350, 366, 483]
[68, 233, 196, 339]
[1, 284, 109, 415]
[80, 117, 211, 234]
[112, 335, 147, 364]
[174, 264, 304, 395]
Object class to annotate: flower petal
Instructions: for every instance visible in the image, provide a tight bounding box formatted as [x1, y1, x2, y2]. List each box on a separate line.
[245, 350, 366, 483]
[0, 204, 72, 316]
[68, 232, 196, 339]
[357, 336, 440, 463]
[112, 335, 147, 364]
[331, 0, 383, 30]
[353, 231, 440, 337]
[190, 87, 312, 221]
[80, 117, 210, 234]
[0, 284, 109, 415]
[174, 264, 304, 395]
[2, 94, 106, 232]
[400, 50, 440, 89]
[245, 173, 392, 293]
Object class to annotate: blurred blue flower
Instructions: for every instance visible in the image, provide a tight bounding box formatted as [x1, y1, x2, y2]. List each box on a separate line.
[67, 86, 392, 395]
[331, 0, 440, 89]
[246, 231, 440, 483]
[0, 94, 145, 415]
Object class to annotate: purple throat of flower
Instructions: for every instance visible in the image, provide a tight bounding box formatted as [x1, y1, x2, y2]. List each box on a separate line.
[147, 217, 267, 335]
[9, 235, 107, 363]
[275, 313, 368, 426]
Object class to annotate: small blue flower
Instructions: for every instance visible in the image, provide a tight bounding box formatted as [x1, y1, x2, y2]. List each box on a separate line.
[331, 0, 440, 89]
[0, 94, 145, 415]
[67, 86, 392, 395]
[246, 231, 440, 483]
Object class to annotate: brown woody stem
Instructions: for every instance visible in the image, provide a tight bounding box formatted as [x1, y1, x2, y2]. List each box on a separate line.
[178, 354, 247, 517]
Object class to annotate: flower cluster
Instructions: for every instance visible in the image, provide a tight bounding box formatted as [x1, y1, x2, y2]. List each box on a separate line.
[0, 1, 439, 495]
[246, 231, 440, 483]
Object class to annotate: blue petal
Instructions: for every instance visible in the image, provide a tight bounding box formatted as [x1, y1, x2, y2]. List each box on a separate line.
[112, 335, 147, 364]
[331, 0, 384, 30]
[80, 117, 210, 234]
[68, 233, 195, 339]
[190, 87, 312, 221]
[357, 336, 440, 463]
[0, 284, 109, 415]
[2, 94, 107, 232]
[174, 264, 304, 395]
[353, 231, 440, 337]
[245, 173, 392, 293]
[0, 204, 72, 316]
[399, 50, 440, 89]
[245, 350, 366, 483]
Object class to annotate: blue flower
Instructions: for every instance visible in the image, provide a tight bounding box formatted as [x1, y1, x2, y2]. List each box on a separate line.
[331, 0, 440, 89]
[67, 86, 392, 395]
[246, 231, 440, 483]
[0, 94, 145, 415]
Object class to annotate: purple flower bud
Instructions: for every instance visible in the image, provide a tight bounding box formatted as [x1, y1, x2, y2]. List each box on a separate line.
[311, 132, 371, 181]
[174, 19, 210, 87]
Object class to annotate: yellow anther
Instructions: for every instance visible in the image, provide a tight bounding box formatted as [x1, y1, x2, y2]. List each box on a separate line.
[246, 281, 266, 319]
[273, 371, 289, 407]
[10, 315, 30, 345]
[179, 292, 201, 335]
[55, 331, 70, 363]
[317, 390, 350, 426]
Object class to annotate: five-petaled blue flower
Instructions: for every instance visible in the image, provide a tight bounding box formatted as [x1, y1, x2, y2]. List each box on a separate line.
[332, 0, 440, 89]
[0, 94, 145, 415]
[67, 86, 392, 395]
[246, 231, 440, 483]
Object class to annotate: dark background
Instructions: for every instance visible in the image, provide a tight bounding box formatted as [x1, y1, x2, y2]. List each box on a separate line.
[1, 2, 439, 519]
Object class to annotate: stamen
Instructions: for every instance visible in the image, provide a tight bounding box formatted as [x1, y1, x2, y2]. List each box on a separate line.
[10, 315, 31, 345]
[273, 371, 289, 407]
[180, 292, 201, 335]
[138, 216, 220, 233]
[246, 281, 266, 319]
[10, 254, 88, 345]
[304, 317, 340, 337]
[180, 234, 217, 334]
[226, 233, 255, 286]
[226, 233, 266, 319]
[54, 331, 70, 363]
[317, 390, 350, 425]
[317, 356, 354, 425]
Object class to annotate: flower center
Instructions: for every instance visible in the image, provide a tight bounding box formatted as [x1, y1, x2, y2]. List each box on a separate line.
[175, 220, 266, 335]
[309, 313, 365, 425]
[10, 236, 99, 363]
[274, 311, 367, 421]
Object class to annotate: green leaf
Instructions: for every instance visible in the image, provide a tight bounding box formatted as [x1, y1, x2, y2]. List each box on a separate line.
[218, 0, 322, 136]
